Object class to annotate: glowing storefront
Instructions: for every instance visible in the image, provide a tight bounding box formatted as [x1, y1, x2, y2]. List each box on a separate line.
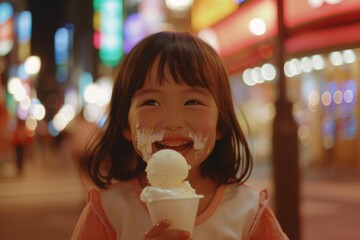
[196, 0, 360, 168]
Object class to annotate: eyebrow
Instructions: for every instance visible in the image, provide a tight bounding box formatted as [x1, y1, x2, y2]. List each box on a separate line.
[133, 88, 161, 97]
[134, 86, 210, 97]
[183, 87, 210, 97]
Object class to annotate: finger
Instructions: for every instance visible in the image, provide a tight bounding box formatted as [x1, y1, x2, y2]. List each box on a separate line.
[145, 219, 171, 238]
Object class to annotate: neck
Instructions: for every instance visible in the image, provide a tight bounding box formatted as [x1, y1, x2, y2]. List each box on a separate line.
[187, 167, 219, 215]
[138, 173, 149, 188]
[187, 168, 217, 195]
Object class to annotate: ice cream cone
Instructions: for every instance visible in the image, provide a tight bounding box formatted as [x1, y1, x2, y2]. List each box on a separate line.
[145, 196, 202, 235]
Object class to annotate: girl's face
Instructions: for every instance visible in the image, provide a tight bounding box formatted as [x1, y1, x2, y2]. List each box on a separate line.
[123, 61, 221, 174]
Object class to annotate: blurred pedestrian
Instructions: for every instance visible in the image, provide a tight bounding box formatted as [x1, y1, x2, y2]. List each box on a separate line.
[12, 119, 33, 175]
[0, 103, 10, 160]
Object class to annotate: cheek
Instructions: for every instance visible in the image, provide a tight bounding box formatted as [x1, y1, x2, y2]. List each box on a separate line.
[200, 120, 217, 133]
[191, 112, 218, 135]
[132, 111, 158, 129]
[128, 112, 155, 140]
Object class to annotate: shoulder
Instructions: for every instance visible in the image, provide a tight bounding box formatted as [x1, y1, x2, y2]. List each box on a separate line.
[71, 189, 116, 240]
[193, 183, 270, 239]
[84, 188, 109, 220]
[222, 183, 269, 214]
[100, 179, 142, 205]
[247, 204, 289, 239]
[223, 183, 269, 208]
[234, 185, 289, 240]
[226, 184, 288, 239]
[80, 180, 140, 223]
[98, 179, 152, 239]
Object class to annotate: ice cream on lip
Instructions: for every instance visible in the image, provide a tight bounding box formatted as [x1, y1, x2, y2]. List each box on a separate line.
[136, 126, 209, 162]
[136, 126, 165, 162]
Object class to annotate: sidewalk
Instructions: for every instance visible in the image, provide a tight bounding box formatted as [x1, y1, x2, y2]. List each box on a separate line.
[301, 168, 360, 240]
[249, 161, 360, 240]
[0, 145, 86, 240]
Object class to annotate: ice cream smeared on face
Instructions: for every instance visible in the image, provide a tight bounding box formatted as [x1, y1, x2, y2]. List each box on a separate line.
[188, 131, 208, 150]
[136, 124, 211, 162]
[136, 126, 165, 162]
[188, 129, 209, 158]
[140, 149, 203, 202]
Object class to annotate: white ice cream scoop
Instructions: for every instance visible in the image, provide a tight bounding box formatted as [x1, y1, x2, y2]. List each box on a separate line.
[145, 149, 190, 187]
[141, 149, 203, 235]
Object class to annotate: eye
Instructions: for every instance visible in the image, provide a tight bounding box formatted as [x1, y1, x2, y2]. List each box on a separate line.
[142, 99, 160, 106]
[185, 99, 203, 106]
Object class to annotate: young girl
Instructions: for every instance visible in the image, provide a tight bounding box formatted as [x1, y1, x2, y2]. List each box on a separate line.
[72, 31, 288, 240]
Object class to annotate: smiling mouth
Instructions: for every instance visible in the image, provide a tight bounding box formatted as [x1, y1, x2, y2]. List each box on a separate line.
[154, 141, 193, 153]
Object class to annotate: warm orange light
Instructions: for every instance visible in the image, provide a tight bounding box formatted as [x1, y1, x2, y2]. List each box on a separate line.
[191, 0, 238, 32]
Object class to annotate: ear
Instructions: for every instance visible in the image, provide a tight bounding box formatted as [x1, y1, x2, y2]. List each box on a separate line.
[122, 127, 132, 141]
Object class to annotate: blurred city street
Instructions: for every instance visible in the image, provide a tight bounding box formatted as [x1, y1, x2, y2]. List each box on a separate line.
[0, 144, 359, 240]
[1, 1, 360, 239]
[248, 162, 360, 240]
[0, 143, 85, 240]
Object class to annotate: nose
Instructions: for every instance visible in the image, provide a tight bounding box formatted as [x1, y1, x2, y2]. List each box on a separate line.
[161, 107, 186, 130]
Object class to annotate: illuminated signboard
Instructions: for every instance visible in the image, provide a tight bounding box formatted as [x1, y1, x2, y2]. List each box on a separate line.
[94, 0, 123, 67]
[0, 2, 14, 56]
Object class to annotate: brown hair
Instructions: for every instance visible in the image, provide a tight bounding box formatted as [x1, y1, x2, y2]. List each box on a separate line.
[83, 31, 252, 188]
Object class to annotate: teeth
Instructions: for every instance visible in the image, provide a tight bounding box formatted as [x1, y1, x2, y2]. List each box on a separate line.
[155, 141, 192, 153]
[157, 141, 190, 147]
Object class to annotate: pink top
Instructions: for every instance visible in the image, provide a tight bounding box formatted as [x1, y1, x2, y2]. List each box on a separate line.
[71, 179, 288, 240]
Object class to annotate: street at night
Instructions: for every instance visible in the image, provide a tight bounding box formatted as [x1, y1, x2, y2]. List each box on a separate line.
[1, 1, 360, 240]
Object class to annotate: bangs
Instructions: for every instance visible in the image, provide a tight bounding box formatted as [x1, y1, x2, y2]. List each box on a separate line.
[130, 31, 216, 92]
[155, 48, 214, 90]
